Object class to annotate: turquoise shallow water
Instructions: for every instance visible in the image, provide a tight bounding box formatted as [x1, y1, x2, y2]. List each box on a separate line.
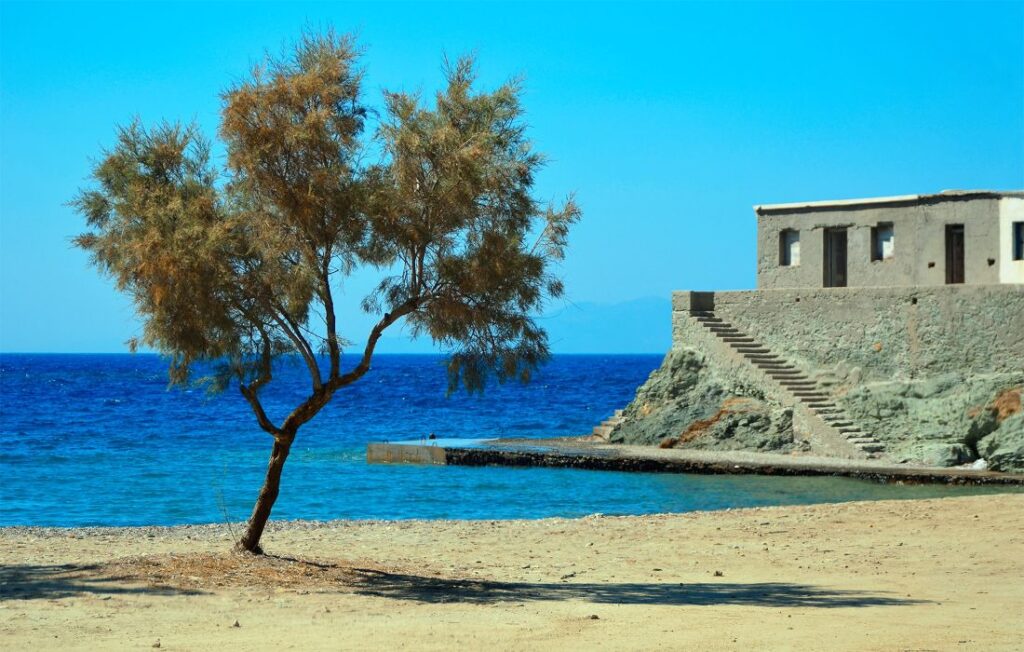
[0, 353, 1015, 526]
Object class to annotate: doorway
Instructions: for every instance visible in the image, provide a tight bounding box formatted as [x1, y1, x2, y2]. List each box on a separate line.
[823, 228, 848, 287]
[945, 224, 965, 284]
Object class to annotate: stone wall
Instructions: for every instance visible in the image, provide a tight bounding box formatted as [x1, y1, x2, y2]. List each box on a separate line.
[674, 285, 1024, 382]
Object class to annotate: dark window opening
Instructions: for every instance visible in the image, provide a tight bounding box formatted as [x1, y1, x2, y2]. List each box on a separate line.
[946, 224, 965, 284]
[824, 228, 848, 287]
[1014, 222, 1024, 261]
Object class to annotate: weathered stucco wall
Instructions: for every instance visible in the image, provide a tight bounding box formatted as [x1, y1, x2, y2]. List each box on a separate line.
[673, 285, 1024, 381]
[756, 194, 1009, 289]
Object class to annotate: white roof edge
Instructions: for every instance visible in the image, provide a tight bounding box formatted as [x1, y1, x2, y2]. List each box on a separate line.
[754, 189, 1024, 214]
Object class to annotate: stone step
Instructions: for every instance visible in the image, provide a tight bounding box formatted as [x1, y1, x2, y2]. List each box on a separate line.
[847, 437, 876, 444]
[855, 442, 886, 452]
[691, 310, 880, 459]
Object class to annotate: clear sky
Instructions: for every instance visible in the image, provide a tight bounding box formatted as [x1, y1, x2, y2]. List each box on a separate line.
[1, 1, 1022, 353]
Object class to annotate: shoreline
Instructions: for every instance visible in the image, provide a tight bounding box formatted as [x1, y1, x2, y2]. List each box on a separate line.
[3, 494, 1023, 650]
[2, 483, 1023, 535]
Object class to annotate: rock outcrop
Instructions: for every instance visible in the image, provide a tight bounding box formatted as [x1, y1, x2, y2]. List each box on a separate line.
[610, 349, 803, 453]
[836, 375, 1024, 472]
[612, 348, 1024, 472]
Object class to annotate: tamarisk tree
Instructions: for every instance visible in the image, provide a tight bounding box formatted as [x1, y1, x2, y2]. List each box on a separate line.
[73, 32, 579, 553]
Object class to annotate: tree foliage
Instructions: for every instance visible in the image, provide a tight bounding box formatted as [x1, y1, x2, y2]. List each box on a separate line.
[73, 30, 579, 552]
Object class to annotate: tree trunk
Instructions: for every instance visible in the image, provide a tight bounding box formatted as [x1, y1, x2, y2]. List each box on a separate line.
[236, 438, 292, 554]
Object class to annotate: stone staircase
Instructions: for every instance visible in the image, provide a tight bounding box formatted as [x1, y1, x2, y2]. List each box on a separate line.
[592, 409, 625, 440]
[692, 311, 886, 458]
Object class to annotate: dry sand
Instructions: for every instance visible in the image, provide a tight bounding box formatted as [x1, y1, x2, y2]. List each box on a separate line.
[2, 494, 1022, 651]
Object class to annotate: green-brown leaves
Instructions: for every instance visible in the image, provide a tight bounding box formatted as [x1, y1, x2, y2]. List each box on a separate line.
[221, 30, 368, 265]
[74, 30, 579, 409]
[371, 56, 580, 393]
[73, 121, 240, 382]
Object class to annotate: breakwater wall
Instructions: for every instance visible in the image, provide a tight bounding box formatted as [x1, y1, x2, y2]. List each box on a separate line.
[367, 441, 1024, 486]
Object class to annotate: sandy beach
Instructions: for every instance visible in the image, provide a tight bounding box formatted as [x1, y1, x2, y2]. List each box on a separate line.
[2, 493, 1023, 651]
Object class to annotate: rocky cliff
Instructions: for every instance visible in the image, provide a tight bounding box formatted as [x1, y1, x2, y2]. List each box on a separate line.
[838, 376, 1024, 471]
[610, 348, 804, 454]
[611, 348, 1024, 473]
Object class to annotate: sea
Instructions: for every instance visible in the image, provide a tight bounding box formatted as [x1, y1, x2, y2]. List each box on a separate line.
[0, 353, 1013, 527]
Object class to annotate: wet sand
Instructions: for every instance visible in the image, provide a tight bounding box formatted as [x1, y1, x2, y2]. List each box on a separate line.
[2, 494, 1022, 651]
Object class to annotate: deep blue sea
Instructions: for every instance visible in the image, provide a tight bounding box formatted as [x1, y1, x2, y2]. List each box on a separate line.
[0, 353, 1013, 527]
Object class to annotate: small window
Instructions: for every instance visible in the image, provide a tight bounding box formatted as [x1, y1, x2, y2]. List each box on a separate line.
[779, 229, 800, 266]
[1014, 222, 1024, 261]
[871, 222, 894, 261]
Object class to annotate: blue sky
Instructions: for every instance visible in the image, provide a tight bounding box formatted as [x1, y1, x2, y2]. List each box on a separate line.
[1, 1, 1022, 353]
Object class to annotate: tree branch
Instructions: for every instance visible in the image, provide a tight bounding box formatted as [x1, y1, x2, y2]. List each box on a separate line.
[277, 298, 422, 436]
[268, 304, 323, 390]
[328, 298, 419, 390]
[240, 384, 280, 438]
[320, 245, 341, 380]
[239, 335, 280, 438]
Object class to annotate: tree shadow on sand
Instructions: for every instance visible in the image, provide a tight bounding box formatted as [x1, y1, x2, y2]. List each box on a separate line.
[0, 564, 208, 601]
[350, 569, 929, 609]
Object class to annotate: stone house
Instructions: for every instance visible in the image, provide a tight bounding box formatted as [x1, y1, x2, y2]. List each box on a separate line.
[756, 190, 1024, 289]
[612, 189, 1024, 465]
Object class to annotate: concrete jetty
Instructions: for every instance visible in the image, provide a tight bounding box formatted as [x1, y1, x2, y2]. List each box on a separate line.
[366, 438, 1024, 486]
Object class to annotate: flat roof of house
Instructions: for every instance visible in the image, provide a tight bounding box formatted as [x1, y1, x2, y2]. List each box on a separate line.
[754, 189, 1024, 216]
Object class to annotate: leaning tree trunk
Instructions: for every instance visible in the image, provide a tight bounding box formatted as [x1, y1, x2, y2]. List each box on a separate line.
[236, 438, 293, 554]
